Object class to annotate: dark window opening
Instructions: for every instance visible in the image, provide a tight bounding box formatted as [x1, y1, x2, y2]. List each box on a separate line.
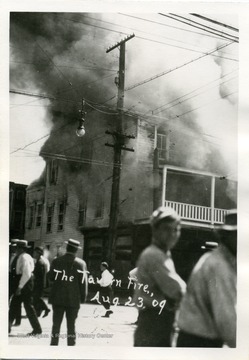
[95, 191, 104, 219]
[49, 159, 58, 185]
[28, 205, 35, 229]
[79, 207, 86, 227]
[46, 204, 54, 233]
[58, 202, 65, 231]
[36, 204, 43, 228]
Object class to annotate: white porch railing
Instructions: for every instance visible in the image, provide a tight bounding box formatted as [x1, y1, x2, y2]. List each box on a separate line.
[165, 200, 227, 225]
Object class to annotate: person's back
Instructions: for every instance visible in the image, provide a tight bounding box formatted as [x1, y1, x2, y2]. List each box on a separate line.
[49, 239, 88, 346]
[176, 210, 237, 348]
[49, 253, 87, 307]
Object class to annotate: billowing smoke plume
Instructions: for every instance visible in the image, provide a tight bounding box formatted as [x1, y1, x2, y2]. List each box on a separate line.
[10, 12, 118, 190]
[10, 12, 236, 190]
[213, 41, 238, 105]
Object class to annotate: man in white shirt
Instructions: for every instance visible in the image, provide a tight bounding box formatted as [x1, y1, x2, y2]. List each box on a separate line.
[9, 240, 42, 335]
[133, 206, 186, 347]
[176, 210, 237, 348]
[97, 262, 114, 317]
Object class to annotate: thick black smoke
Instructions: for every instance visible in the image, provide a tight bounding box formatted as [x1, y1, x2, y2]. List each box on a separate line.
[10, 12, 230, 189]
[10, 12, 118, 181]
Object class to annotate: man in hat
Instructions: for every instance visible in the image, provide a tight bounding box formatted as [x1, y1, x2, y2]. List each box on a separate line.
[49, 239, 88, 346]
[176, 209, 237, 348]
[9, 240, 42, 335]
[33, 246, 51, 318]
[133, 206, 186, 347]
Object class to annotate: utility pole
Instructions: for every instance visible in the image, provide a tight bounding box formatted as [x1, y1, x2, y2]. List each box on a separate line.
[105, 34, 135, 267]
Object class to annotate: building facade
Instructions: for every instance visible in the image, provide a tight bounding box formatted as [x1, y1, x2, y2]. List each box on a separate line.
[24, 111, 237, 285]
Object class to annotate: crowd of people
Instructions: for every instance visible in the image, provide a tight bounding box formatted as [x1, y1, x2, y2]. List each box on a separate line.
[8, 206, 237, 347]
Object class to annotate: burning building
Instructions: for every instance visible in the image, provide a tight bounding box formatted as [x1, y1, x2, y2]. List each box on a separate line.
[10, 13, 238, 284]
[23, 107, 237, 284]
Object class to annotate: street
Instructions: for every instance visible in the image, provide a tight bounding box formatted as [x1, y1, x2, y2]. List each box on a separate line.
[8, 301, 138, 346]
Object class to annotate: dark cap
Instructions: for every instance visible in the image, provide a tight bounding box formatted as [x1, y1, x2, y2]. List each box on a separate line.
[216, 209, 237, 231]
[34, 246, 44, 255]
[150, 206, 180, 228]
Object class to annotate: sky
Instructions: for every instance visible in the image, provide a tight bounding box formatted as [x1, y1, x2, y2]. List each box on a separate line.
[8, 10, 239, 185]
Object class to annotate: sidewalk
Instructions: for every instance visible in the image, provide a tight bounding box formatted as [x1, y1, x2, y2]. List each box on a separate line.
[8, 302, 138, 346]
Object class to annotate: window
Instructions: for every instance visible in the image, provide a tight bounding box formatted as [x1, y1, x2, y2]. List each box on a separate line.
[36, 204, 43, 228]
[157, 133, 169, 160]
[49, 159, 58, 185]
[46, 204, 54, 233]
[28, 205, 35, 229]
[78, 207, 86, 227]
[95, 190, 104, 219]
[58, 202, 66, 231]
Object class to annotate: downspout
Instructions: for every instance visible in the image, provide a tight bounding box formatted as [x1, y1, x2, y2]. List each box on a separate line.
[211, 176, 215, 226]
[153, 126, 161, 210]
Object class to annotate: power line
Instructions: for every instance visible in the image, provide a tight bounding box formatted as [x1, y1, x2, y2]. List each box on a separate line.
[137, 89, 237, 124]
[118, 13, 228, 41]
[125, 41, 234, 91]
[10, 74, 237, 157]
[169, 13, 239, 41]
[82, 13, 203, 47]
[10, 104, 52, 108]
[33, 41, 118, 118]
[9, 90, 118, 155]
[135, 35, 238, 62]
[11, 121, 226, 170]
[10, 133, 52, 155]
[75, 13, 237, 61]
[38, 151, 127, 169]
[10, 89, 75, 103]
[119, 89, 237, 138]
[10, 60, 117, 72]
[159, 13, 239, 43]
[131, 68, 238, 117]
[56, 14, 238, 62]
[59, 73, 116, 98]
[10, 91, 233, 162]
[9, 89, 118, 115]
[152, 73, 238, 115]
[11, 72, 116, 106]
[35, 41, 80, 100]
[190, 14, 239, 32]
[171, 90, 238, 120]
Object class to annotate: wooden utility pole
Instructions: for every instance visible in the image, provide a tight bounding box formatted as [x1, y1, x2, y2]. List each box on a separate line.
[105, 34, 135, 267]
